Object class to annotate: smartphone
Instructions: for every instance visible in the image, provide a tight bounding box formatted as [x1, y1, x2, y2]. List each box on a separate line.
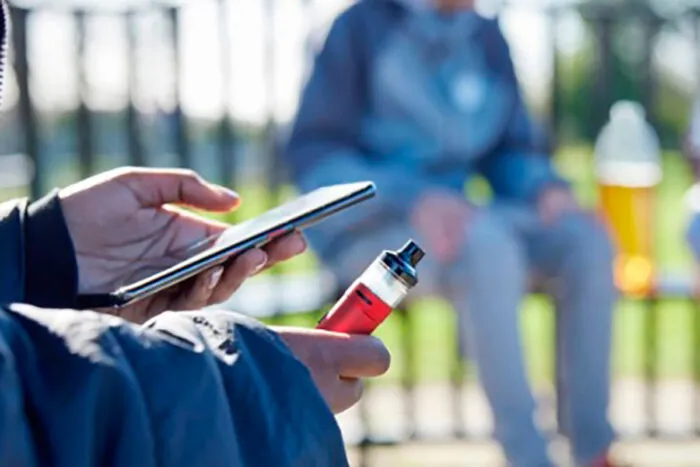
[75, 181, 376, 309]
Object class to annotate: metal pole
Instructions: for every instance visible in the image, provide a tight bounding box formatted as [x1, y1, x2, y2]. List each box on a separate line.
[75, 11, 94, 179]
[692, 297, 700, 436]
[451, 341, 467, 439]
[640, 13, 659, 131]
[126, 11, 145, 167]
[263, 0, 280, 194]
[10, 7, 41, 198]
[644, 297, 659, 438]
[592, 12, 614, 138]
[399, 307, 417, 441]
[217, 0, 235, 187]
[168, 7, 190, 169]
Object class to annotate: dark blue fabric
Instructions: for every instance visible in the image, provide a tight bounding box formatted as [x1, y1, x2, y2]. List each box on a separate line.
[24, 190, 78, 308]
[0, 197, 348, 466]
[0, 195, 78, 309]
[0, 305, 348, 467]
[0, 200, 25, 304]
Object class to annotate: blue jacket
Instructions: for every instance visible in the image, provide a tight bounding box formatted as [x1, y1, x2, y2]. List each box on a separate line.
[0, 175, 348, 467]
[0, 1, 349, 464]
[286, 0, 566, 263]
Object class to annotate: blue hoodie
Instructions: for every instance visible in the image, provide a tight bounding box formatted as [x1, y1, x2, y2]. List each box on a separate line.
[286, 0, 566, 263]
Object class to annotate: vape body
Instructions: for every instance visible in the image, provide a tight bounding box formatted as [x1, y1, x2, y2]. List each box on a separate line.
[317, 240, 425, 335]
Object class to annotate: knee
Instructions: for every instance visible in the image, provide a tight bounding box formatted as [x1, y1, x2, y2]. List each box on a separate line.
[686, 212, 700, 259]
[555, 213, 615, 268]
[461, 212, 524, 272]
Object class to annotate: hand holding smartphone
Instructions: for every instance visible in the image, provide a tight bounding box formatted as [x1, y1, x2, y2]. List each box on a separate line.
[76, 182, 376, 309]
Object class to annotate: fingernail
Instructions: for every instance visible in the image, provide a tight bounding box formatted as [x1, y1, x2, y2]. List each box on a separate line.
[251, 250, 268, 274]
[208, 267, 224, 291]
[290, 234, 306, 254]
[213, 185, 239, 201]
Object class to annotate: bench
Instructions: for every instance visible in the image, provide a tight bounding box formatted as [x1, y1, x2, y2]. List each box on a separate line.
[217, 267, 700, 444]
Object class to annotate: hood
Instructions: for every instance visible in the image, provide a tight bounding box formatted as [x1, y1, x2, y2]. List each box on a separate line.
[0, 0, 7, 106]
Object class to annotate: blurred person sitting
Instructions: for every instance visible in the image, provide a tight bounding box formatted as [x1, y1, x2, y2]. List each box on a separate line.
[0, 1, 390, 464]
[286, 0, 617, 466]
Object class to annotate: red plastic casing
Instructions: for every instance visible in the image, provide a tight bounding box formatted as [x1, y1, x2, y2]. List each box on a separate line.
[316, 282, 392, 335]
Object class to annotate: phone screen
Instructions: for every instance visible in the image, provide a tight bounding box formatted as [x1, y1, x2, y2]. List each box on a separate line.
[212, 183, 372, 252]
[113, 181, 376, 305]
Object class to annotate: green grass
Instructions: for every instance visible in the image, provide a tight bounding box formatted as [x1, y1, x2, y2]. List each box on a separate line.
[5, 146, 697, 384]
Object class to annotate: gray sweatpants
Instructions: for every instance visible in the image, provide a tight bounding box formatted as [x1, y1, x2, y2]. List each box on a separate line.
[329, 203, 617, 467]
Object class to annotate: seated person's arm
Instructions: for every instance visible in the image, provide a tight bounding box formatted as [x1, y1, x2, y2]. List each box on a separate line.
[475, 26, 568, 205]
[0, 305, 353, 466]
[477, 104, 568, 204]
[286, 8, 429, 222]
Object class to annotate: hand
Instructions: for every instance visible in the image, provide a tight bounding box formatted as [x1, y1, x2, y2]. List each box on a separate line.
[410, 191, 471, 263]
[537, 185, 579, 225]
[60, 167, 307, 323]
[273, 327, 391, 414]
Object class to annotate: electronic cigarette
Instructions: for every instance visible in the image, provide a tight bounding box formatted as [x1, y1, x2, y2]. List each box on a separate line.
[317, 240, 425, 335]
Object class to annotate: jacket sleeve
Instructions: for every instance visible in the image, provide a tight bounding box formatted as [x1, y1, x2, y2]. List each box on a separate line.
[0, 305, 348, 467]
[476, 23, 568, 204]
[286, 6, 430, 222]
[0, 191, 78, 307]
[0, 199, 26, 304]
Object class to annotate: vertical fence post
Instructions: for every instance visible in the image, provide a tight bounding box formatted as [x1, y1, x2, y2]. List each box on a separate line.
[644, 297, 659, 438]
[10, 7, 41, 199]
[640, 13, 659, 131]
[75, 11, 94, 179]
[168, 7, 190, 169]
[692, 297, 700, 437]
[262, 0, 280, 196]
[217, 0, 235, 187]
[400, 306, 417, 441]
[592, 11, 614, 138]
[451, 306, 466, 439]
[125, 10, 145, 167]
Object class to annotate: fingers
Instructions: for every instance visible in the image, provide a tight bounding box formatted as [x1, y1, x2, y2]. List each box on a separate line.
[170, 266, 225, 310]
[164, 231, 309, 310]
[207, 248, 268, 304]
[275, 327, 391, 379]
[271, 327, 390, 414]
[328, 378, 364, 414]
[119, 168, 240, 212]
[259, 231, 307, 271]
[207, 232, 307, 305]
[323, 333, 392, 379]
[163, 206, 233, 255]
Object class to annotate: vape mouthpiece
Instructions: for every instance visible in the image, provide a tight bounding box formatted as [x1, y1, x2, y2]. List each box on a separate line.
[398, 240, 425, 267]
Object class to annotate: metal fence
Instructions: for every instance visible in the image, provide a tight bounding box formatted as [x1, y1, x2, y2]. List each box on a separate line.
[6, 0, 700, 464]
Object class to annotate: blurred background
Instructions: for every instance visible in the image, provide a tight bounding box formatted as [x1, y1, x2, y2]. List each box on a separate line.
[4, 0, 700, 465]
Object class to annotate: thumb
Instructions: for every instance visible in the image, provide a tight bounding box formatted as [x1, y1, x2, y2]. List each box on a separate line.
[324, 334, 392, 379]
[119, 168, 240, 212]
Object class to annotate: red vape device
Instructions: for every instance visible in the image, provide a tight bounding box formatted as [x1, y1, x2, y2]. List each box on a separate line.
[317, 240, 424, 335]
